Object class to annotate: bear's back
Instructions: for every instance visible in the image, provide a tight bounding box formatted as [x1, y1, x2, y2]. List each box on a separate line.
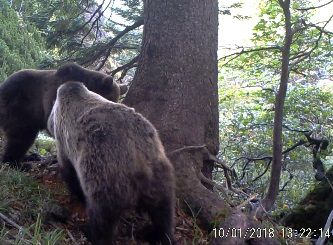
[0, 69, 57, 127]
[72, 103, 161, 174]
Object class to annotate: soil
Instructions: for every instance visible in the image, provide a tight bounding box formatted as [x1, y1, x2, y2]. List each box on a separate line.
[23, 155, 207, 244]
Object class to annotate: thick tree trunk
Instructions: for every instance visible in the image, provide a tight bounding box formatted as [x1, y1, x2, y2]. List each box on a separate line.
[123, 1, 279, 244]
[123, 0, 225, 227]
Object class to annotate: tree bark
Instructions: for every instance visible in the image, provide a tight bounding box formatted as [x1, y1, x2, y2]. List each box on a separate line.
[123, 1, 279, 244]
[123, 0, 226, 227]
[261, 0, 293, 213]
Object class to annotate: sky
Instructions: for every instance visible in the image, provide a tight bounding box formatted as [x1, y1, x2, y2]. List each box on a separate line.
[219, 0, 333, 56]
[219, 1, 260, 53]
[100, 0, 333, 58]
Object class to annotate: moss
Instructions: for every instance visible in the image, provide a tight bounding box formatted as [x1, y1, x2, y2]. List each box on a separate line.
[282, 166, 333, 231]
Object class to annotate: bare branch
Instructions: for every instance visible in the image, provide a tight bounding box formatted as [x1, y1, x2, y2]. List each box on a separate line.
[0, 212, 23, 231]
[252, 159, 272, 183]
[296, 0, 333, 11]
[239, 85, 276, 94]
[96, 18, 144, 70]
[80, 0, 113, 45]
[76, 0, 105, 33]
[110, 54, 140, 76]
[168, 145, 245, 199]
[279, 172, 293, 191]
[169, 145, 234, 173]
[236, 194, 259, 209]
[219, 46, 282, 66]
[291, 14, 333, 67]
[251, 140, 306, 182]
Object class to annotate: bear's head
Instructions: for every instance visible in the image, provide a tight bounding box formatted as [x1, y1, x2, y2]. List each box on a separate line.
[55, 63, 128, 102]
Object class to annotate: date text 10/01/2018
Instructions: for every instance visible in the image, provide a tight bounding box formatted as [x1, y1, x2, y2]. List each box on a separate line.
[212, 227, 331, 239]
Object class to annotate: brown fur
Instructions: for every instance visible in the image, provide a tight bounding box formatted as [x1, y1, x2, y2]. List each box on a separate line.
[0, 63, 127, 168]
[47, 82, 175, 245]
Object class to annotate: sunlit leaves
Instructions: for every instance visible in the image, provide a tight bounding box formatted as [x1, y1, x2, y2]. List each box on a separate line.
[218, 0, 333, 210]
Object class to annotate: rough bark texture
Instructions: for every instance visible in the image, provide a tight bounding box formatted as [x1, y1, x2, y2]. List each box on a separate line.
[123, 0, 226, 227]
[123, 1, 279, 244]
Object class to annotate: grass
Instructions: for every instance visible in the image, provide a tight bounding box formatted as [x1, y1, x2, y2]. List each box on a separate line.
[0, 166, 65, 244]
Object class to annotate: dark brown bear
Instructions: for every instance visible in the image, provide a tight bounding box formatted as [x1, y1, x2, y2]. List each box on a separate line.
[47, 81, 175, 245]
[0, 63, 127, 168]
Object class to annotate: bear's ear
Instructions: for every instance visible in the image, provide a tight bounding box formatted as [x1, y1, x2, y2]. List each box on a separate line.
[56, 62, 81, 76]
[103, 76, 113, 85]
[119, 84, 128, 95]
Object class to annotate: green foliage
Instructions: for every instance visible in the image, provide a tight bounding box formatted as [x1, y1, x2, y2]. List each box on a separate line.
[1, 0, 142, 72]
[222, 0, 333, 79]
[11, 0, 143, 69]
[218, 0, 333, 210]
[0, 165, 50, 217]
[0, 0, 45, 80]
[218, 72, 333, 208]
[32, 133, 56, 157]
[0, 166, 66, 244]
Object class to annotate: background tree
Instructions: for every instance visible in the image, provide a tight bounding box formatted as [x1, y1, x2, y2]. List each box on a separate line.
[0, 0, 45, 80]
[219, 0, 333, 234]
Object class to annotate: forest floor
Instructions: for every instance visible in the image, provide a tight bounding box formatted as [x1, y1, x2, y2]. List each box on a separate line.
[0, 142, 208, 244]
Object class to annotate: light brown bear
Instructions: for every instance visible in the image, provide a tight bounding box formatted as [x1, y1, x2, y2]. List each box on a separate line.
[47, 81, 175, 245]
[0, 63, 127, 168]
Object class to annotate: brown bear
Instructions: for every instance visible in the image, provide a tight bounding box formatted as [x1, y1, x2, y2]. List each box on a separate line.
[0, 63, 127, 168]
[47, 81, 175, 245]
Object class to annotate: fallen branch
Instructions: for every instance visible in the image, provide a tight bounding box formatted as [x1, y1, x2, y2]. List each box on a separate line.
[66, 229, 79, 245]
[0, 212, 23, 231]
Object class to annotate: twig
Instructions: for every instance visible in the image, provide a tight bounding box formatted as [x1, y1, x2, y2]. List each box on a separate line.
[241, 139, 306, 182]
[169, 145, 235, 176]
[169, 145, 243, 199]
[77, 0, 105, 32]
[0, 212, 23, 231]
[296, 0, 333, 11]
[168, 145, 207, 156]
[199, 172, 233, 206]
[80, 0, 113, 45]
[96, 18, 144, 70]
[110, 54, 139, 76]
[66, 229, 79, 245]
[252, 159, 272, 183]
[219, 46, 282, 66]
[236, 194, 259, 209]
[291, 14, 333, 68]
[279, 172, 293, 191]
[222, 168, 248, 197]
